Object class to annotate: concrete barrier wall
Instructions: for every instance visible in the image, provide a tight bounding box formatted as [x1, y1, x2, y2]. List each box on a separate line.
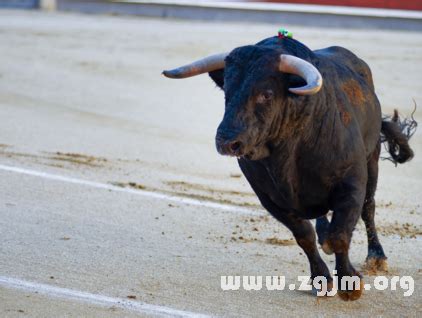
[55, 0, 422, 31]
[1, 0, 421, 31]
[0, 0, 39, 8]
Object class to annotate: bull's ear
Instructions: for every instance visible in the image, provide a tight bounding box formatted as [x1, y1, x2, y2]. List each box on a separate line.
[208, 69, 225, 90]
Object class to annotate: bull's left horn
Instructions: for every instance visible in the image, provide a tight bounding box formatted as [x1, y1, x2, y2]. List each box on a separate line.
[162, 52, 228, 79]
[278, 54, 323, 95]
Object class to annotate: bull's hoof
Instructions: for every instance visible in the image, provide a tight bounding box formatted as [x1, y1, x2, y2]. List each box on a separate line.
[363, 257, 388, 274]
[337, 279, 364, 301]
[321, 240, 334, 255]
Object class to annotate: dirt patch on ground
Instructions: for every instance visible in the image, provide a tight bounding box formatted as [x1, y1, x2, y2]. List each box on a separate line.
[111, 181, 260, 209]
[378, 222, 422, 238]
[165, 180, 255, 197]
[0, 149, 39, 160]
[377, 201, 393, 208]
[111, 181, 147, 190]
[228, 235, 296, 246]
[48, 152, 107, 167]
[164, 180, 259, 208]
[220, 215, 297, 246]
[265, 237, 296, 246]
[0, 147, 108, 168]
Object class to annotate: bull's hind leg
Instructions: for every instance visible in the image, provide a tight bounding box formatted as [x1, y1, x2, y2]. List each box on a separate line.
[316, 216, 333, 255]
[362, 143, 388, 272]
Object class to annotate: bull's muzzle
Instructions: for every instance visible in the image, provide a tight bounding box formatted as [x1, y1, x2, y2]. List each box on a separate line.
[216, 136, 244, 157]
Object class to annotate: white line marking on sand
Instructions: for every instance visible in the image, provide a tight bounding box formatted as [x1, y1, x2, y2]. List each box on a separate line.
[0, 276, 211, 318]
[0, 164, 263, 216]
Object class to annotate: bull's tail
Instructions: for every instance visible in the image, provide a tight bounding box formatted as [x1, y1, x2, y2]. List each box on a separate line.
[380, 106, 417, 165]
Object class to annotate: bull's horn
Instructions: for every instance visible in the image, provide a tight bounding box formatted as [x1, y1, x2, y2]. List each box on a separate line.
[279, 54, 323, 95]
[162, 52, 228, 79]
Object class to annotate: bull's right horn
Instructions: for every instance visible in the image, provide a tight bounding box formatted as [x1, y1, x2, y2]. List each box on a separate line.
[278, 54, 323, 95]
[162, 52, 228, 79]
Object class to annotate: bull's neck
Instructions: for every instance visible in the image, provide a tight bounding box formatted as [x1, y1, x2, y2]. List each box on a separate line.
[268, 92, 339, 161]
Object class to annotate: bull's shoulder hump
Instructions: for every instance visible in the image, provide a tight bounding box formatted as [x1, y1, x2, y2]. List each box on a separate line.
[313, 46, 358, 60]
[313, 46, 368, 70]
[313, 46, 373, 86]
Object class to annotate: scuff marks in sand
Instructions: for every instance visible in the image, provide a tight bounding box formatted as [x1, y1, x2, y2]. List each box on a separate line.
[0, 146, 108, 168]
[111, 181, 260, 209]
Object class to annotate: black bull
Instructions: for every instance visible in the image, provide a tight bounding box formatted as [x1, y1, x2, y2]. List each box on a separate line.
[163, 36, 415, 300]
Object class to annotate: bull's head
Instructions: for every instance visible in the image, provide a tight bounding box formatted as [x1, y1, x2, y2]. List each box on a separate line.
[163, 45, 323, 160]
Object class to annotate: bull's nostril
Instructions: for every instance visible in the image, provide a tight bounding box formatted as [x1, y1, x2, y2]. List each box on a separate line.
[230, 141, 242, 152]
[216, 136, 244, 156]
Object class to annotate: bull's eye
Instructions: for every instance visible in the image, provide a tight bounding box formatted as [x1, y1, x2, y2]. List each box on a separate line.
[257, 90, 274, 104]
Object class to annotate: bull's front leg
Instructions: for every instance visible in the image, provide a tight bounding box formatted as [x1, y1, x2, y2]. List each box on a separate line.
[324, 177, 366, 301]
[279, 213, 334, 292]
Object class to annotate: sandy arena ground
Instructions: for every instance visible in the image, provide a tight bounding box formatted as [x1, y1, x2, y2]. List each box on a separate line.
[0, 9, 421, 317]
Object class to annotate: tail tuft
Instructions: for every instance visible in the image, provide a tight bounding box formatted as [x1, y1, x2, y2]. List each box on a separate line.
[381, 103, 417, 165]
